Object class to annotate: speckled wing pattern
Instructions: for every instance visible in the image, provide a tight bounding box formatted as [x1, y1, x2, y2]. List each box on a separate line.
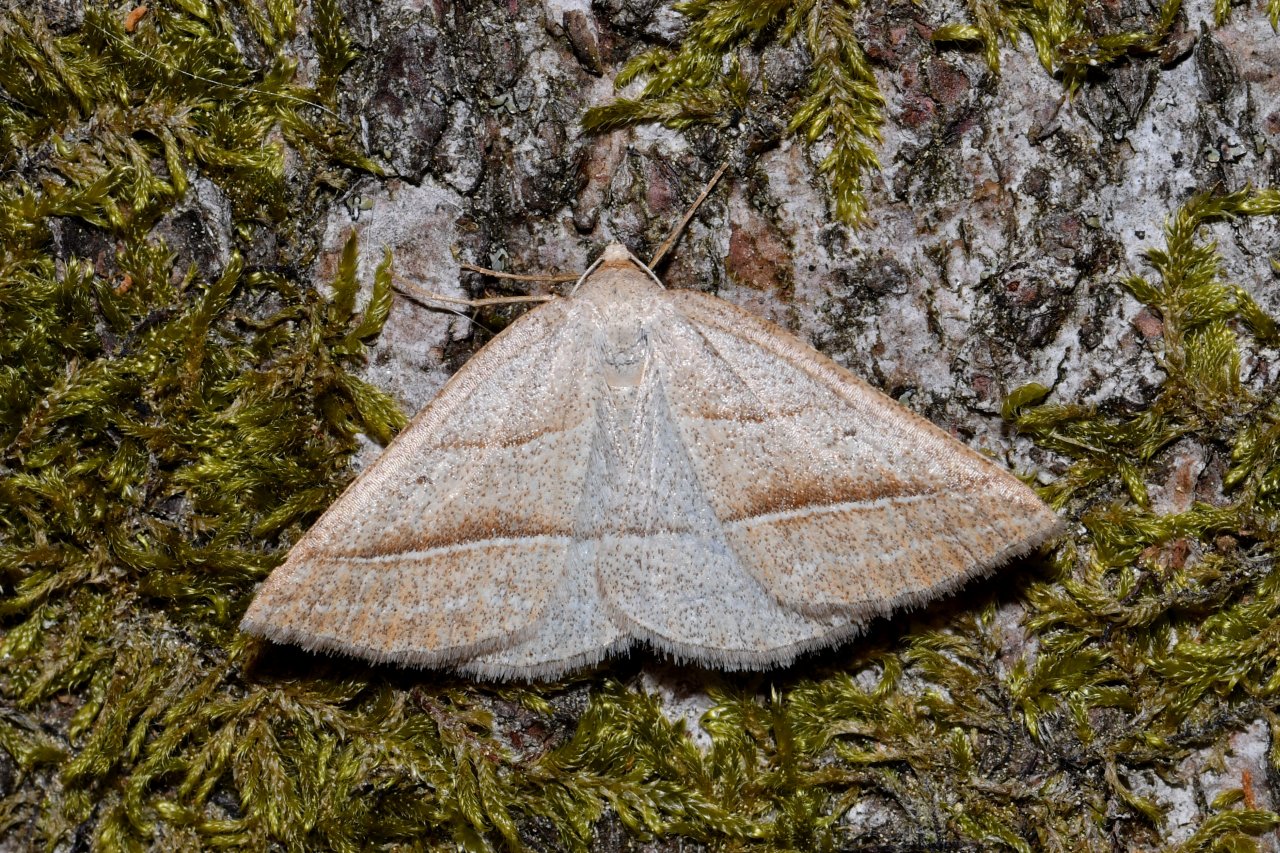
[655, 291, 1063, 624]
[241, 245, 1063, 680]
[241, 297, 613, 671]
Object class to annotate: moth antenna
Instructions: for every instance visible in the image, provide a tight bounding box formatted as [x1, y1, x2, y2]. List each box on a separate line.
[648, 161, 731, 270]
[459, 264, 579, 284]
[391, 267, 563, 341]
[392, 280, 555, 310]
[390, 281, 506, 338]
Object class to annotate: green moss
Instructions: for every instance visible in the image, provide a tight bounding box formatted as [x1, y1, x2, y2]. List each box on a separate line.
[3, 2, 1280, 851]
[584, 0, 884, 225]
[585, 0, 1278, 223]
[932, 0, 1182, 89]
[1214, 0, 1280, 28]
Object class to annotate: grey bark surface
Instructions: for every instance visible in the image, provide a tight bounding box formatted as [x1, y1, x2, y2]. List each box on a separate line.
[310, 0, 1279, 458]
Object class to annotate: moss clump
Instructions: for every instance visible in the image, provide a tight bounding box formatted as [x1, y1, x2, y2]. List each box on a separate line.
[0, 1, 404, 847]
[584, 0, 885, 225]
[931, 0, 1182, 89]
[3, 2, 1280, 851]
[585, 0, 1277, 223]
[1213, 0, 1280, 28]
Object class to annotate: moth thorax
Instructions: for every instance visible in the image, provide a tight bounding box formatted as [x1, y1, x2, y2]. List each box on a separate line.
[602, 321, 648, 389]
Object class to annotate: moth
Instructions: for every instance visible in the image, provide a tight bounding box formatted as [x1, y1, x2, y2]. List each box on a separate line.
[241, 243, 1062, 679]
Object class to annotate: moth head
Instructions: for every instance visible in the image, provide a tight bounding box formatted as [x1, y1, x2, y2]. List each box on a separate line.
[600, 242, 637, 267]
[572, 243, 666, 297]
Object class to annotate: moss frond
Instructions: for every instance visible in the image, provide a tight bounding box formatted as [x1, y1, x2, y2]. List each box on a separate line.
[1011, 188, 1280, 511]
[1210, 0, 1280, 26]
[786, 0, 883, 224]
[582, 0, 1258, 225]
[312, 0, 361, 102]
[584, 0, 884, 225]
[933, 0, 1182, 89]
[999, 188, 1280, 842]
[0, 3, 402, 847]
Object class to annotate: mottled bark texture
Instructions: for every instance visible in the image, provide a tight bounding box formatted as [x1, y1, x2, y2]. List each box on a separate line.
[317, 0, 1278, 457]
[6, 0, 1280, 848]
